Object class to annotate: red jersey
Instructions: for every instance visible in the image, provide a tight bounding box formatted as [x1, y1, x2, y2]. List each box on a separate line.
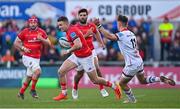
[66, 26, 92, 57]
[18, 27, 48, 59]
[75, 22, 97, 50]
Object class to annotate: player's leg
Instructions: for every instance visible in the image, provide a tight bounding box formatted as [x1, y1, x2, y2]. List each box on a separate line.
[80, 55, 121, 99]
[136, 70, 175, 86]
[18, 56, 33, 99]
[74, 69, 84, 90]
[53, 54, 78, 101]
[18, 70, 32, 100]
[87, 70, 121, 99]
[119, 66, 140, 103]
[119, 73, 136, 103]
[28, 58, 41, 99]
[94, 56, 109, 97]
[30, 68, 41, 99]
[72, 68, 84, 99]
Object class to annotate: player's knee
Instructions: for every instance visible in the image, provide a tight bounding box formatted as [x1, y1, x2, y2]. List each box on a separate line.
[34, 69, 41, 75]
[58, 69, 66, 78]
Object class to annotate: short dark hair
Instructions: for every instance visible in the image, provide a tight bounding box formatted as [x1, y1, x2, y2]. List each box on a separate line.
[117, 15, 128, 26]
[78, 8, 88, 15]
[57, 16, 69, 23]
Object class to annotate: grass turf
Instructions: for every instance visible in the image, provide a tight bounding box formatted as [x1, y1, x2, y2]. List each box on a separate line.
[0, 88, 180, 108]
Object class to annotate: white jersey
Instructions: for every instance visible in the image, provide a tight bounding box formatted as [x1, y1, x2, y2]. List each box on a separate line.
[116, 29, 143, 67]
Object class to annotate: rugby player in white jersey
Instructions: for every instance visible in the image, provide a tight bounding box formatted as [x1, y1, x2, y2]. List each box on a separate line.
[93, 15, 176, 103]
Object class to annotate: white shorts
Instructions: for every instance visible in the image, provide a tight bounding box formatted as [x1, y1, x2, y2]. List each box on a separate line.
[67, 54, 95, 73]
[76, 49, 97, 71]
[22, 55, 40, 77]
[122, 62, 144, 78]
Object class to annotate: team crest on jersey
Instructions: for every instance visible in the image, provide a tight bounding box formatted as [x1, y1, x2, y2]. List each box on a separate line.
[70, 32, 77, 39]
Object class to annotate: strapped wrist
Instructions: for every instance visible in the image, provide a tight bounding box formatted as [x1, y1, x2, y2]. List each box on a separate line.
[21, 46, 25, 51]
[97, 24, 102, 29]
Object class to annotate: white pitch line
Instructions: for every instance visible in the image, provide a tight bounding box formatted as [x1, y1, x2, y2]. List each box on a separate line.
[135, 94, 146, 98]
[31, 99, 77, 102]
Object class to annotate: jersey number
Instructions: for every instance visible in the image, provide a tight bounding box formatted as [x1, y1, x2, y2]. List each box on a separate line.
[130, 38, 136, 48]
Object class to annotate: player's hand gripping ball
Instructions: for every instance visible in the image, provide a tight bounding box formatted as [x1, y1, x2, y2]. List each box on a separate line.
[59, 37, 70, 48]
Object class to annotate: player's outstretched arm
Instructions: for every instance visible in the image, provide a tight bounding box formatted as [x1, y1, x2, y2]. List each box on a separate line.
[98, 27, 118, 41]
[93, 18, 118, 41]
[94, 29, 105, 48]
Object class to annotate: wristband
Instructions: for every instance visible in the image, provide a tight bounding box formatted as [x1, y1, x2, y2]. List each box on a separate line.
[21, 46, 25, 51]
[97, 24, 102, 29]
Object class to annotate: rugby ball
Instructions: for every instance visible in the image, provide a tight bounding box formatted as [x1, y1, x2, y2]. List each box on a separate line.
[59, 37, 71, 48]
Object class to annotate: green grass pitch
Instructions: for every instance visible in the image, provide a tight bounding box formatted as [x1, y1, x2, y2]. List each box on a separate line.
[0, 88, 180, 108]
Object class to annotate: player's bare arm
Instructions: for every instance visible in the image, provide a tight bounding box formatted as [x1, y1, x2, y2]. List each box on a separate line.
[93, 18, 118, 41]
[64, 38, 82, 55]
[94, 30, 105, 48]
[14, 37, 31, 53]
[37, 33, 51, 46]
[98, 27, 118, 41]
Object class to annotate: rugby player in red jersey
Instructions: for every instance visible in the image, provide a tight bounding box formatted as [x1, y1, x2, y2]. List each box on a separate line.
[53, 16, 121, 101]
[14, 16, 51, 99]
[72, 8, 108, 99]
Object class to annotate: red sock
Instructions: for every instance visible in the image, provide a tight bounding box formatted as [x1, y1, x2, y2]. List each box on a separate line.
[99, 84, 104, 90]
[60, 82, 67, 95]
[73, 82, 78, 90]
[20, 82, 28, 94]
[105, 81, 112, 87]
[60, 82, 67, 90]
[31, 79, 38, 90]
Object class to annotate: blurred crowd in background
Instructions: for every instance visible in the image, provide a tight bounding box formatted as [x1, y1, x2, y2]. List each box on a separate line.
[0, 16, 180, 65]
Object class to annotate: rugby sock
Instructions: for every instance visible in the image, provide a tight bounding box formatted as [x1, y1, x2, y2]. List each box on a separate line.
[105, 81, 112, 87]
[61, 83, 67, 95]
[146, 76, 160, 83]
[73, 82, 78, 90]
[20, 82, 28, 94]
[105, 81, 116, 89]
[31, 79, 38, 91]
[124, 89, 136, 102]
[99, 84, 104, 90]
[111, 82, 116, 89]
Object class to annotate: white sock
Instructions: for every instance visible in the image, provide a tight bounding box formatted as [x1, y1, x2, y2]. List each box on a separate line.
[124, 89, 136, 102]
[111, 83, 116, 89]
[146, 76, 160, 83]
[62, 89, 67, 95]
